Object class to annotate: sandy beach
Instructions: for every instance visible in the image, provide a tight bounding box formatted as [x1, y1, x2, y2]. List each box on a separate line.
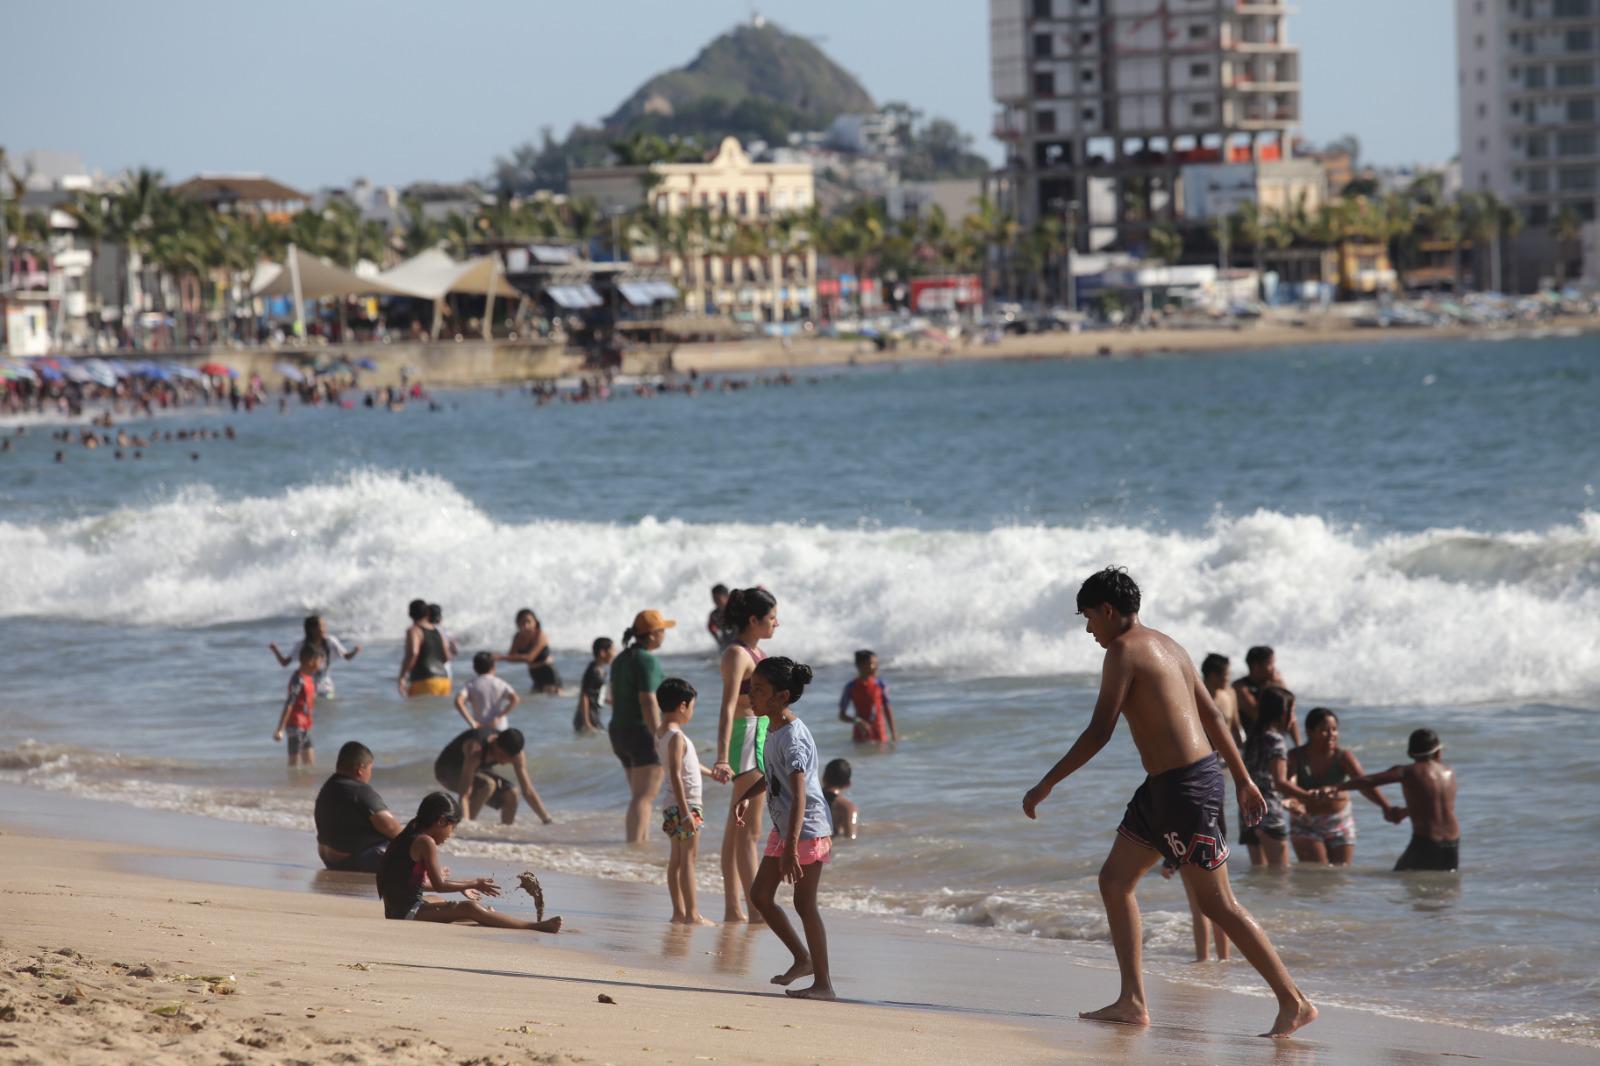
[5, 783, 1594, 1066]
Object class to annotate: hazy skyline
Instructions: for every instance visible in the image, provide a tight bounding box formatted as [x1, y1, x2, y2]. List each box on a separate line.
[3, 0, 1456, 190]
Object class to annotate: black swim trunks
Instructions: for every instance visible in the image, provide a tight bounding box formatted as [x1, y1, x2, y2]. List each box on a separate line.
[1394, 835, 1459, 872]
[609, 720, 660, 770]
[473, 771, 514, 811]
[1119, 753, 1230, 870]
[530, 660, 563, 691]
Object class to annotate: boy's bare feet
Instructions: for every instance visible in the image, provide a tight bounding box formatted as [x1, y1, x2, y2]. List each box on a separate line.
[1080, 999, 1150, 1027]
[1263, 994, 1317, 1038]
[771, 959, 813, 986]
[724, 909, 747, 923]
[785, 983, 836, 1000]
[532, 916, 562, 934]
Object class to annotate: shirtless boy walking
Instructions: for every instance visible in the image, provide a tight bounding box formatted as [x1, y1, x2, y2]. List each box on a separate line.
[1022, 567, 1315, 1038]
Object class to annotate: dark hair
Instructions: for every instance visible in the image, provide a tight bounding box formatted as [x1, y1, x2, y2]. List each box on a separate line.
[428, 603, 443, 624]
[408, 599, 429, 622]
[303, 615, 322, 640]
[493, 728, 525, 757]
[592, 636, 614, 657]
[1200, 653, 1229, 679]
[1245, 685, 1296, 764]
[1245, 645, 1275, 667]
[406, 791, 460, 833]
[1076, 566, 1140, 615]
[1407, 728, 1442, 759]
[657, 677, 697, 714]
[754, 656, 814, 703]
[854, 649, 876, 669]
[336, 740, 373, 772]
[472, 650, 495, 675]
[516, 607, 537, 626]
[725, 587, 777, 634]
[712, 583, 729, 597]
[1305, 707, 1338, 734]
[621, 625, 636, 648]
[823, 758, 852, 788]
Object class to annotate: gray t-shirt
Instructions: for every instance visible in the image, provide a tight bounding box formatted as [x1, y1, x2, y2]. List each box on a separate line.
[762, 718, 834, 842]
[1246, 729, 1290, 832]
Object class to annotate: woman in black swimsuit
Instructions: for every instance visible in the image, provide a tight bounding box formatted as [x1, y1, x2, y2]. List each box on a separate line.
[498, 608, 564, 694]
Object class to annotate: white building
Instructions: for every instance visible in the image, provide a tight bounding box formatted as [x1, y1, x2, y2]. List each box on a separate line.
[1458, 0, 1599, 287]
[990, 0, 1302, 252]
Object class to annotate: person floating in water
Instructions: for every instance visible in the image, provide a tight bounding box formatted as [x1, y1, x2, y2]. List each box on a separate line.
[1022, 567, 1316, 1038]
[1323, 728, 1459, 872]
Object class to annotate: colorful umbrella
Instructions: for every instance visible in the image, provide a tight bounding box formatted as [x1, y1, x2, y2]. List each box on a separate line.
[354, 358, 378, 371]
[198, 362, 235, 377]
[274, 361, 306, 383]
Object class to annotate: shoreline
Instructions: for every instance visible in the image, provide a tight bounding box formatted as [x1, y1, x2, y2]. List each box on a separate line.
[5, 782, 1594, 1064]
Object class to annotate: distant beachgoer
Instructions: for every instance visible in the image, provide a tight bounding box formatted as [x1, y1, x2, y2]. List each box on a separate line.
[428, 603, 460, 681]
[822, 759, 858, 840]
[455, 651, 520, 732]
[1234, 646, 1300, 744]
[707, 584, 735, 650]
[711, 587, 779, 923]
[398, 599, 450, 698]
[498, 608, 563, 695]
[838, 649, 898, 744]
[1286, 708, 1398, 866]
[1171, 652, 1243, 961]
[376, 791, 562, 931]
[314, 741, 402, 872]
[656, 677, 715, 925]
[1201, 654, 1241, 748]
[1327, 728, 1459, 872]
[574, 637, 614, 733]
[1021, 567, 1314, 1037]
[608, 610, 675, 844]
[274, 644, 323, 767]
[270, 614, 361, 698]
[1240, 685, 1306, 869]
[735, 656, 835, 1000]
[433, 727, 551, 826]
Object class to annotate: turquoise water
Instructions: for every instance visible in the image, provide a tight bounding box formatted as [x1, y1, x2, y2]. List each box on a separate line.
[2, 334, 1598, 1043]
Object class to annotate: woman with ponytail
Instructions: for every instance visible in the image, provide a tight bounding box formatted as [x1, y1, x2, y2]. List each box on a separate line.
[711, 587, 779, 922]
[376, 792, 562, 932]
[608, 609, 676, 844]
[733, 656, 834, 999]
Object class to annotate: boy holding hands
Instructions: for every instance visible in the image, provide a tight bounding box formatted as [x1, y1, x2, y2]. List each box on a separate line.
[656, 677, 716, 924]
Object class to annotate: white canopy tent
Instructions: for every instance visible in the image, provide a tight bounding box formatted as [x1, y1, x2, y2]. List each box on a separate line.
[252, 244, 423, 339]
[377, 248, 524, 339]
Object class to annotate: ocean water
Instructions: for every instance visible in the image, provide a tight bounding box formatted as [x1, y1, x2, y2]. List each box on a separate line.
[2, 335, 1597, 1045]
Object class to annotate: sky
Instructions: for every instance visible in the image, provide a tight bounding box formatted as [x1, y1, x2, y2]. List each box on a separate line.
[3, 0, 1456, 191]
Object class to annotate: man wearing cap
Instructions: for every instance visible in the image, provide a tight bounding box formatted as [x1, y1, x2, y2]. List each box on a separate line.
[609, 609, 676, 844]
[1323, 728, 1459, 872]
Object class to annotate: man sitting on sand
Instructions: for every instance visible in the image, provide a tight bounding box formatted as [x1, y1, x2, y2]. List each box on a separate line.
[1022, 567, 1316, 1038]
[314, 741, 402, 872]
[1324, 728, 1459, 872]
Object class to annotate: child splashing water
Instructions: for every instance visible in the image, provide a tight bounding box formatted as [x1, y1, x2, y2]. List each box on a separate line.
[734, 656, 835, 1000]
[377, 792, 563, 932]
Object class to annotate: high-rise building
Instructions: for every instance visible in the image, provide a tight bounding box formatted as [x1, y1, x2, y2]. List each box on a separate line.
[1458, 0, 1598, 285]
[989, 0, 1301, 252]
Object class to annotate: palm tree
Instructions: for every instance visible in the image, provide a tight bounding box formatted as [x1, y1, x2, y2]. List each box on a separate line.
[1148, 224, 1183, 266]
[64, 190, 114, 326]
[1553, 206, 1582, 287]
[109, 167, 173, 327]
[1425, 200, 1464, 294]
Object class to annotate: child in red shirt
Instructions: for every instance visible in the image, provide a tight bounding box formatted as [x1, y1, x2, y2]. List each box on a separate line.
[838, 650, 897, 744]
[274, 644, 324, 767]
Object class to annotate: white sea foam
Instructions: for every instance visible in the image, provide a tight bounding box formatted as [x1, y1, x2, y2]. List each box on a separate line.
[2, 471, 1598, 705]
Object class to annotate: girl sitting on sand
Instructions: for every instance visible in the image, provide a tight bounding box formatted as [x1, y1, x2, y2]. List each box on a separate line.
[376, 792, 562, 932]
[734, 656, 835, 1000]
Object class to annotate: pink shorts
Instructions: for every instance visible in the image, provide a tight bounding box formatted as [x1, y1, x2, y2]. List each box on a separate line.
[764, 830, 832, 866]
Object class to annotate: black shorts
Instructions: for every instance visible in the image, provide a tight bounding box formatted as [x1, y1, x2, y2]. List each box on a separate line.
[530, 661, 563, 690]
[474, 771, 513, 810]
[609, 721, 660, 770]
[1395, 836, 1459, 872]
[1118, 753, 1230, 870]
[321, 841, 388, 873]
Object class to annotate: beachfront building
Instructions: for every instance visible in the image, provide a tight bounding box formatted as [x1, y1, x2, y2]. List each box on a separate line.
[989, 0, 1301, 253]
[1458, 0, 1599, 287]
[1177, 158, 1326, 221]
[171, 174, 309, 223]
[568, 137, 817, 321]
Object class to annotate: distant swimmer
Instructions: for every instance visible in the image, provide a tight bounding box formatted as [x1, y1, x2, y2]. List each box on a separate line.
[1201, 654, 1242, 749]
[706, 584, 736, 650]
[498, 608, 563, 695]
[398, 598, 450, 698]
[1234, 645, 1300, 745]
[1324, 728, 1459, 872]
[1022, 567, 1315, 1038]
[838, 649, 898, 744]
[574, 637, 614, 734]
[271, 614, 361, 698]
[822, 759, 858, 840]
[428, 603, 459, 681]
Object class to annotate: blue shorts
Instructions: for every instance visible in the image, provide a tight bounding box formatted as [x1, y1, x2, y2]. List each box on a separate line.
[1118, 753, 1230, 870]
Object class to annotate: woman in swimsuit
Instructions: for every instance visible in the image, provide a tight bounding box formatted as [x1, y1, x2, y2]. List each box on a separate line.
[1286, 707, 1396, 866]
[498, 608, 563, 695]
[710, 587, 779, 923]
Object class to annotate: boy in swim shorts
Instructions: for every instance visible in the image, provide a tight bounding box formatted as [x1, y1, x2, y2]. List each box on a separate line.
[1325, 728, 1459, 872]
[656, 677, 715, 924]
[274, 644, 323, 767]
[1022, 567, 1315, 1038]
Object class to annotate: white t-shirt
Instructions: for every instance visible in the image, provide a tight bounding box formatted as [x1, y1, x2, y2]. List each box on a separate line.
[656, 723, 703, 810]
[461, 673, 516, 731]
[294, 635, 349, 696]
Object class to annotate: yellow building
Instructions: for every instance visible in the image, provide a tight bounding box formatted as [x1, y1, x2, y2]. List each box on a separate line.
[568, 137, 817, 321]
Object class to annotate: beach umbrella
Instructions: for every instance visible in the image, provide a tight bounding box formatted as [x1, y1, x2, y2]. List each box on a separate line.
[198, 362, 234, 378]
[274, 361, 306, 383]
[34, 365, 64, 382]
[83, 361, 119, 388]
[0, 365, 34, 381]
[168, 365, 204, 382]
[354, 357, 378, 371]
[62, 363, 94, 384]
